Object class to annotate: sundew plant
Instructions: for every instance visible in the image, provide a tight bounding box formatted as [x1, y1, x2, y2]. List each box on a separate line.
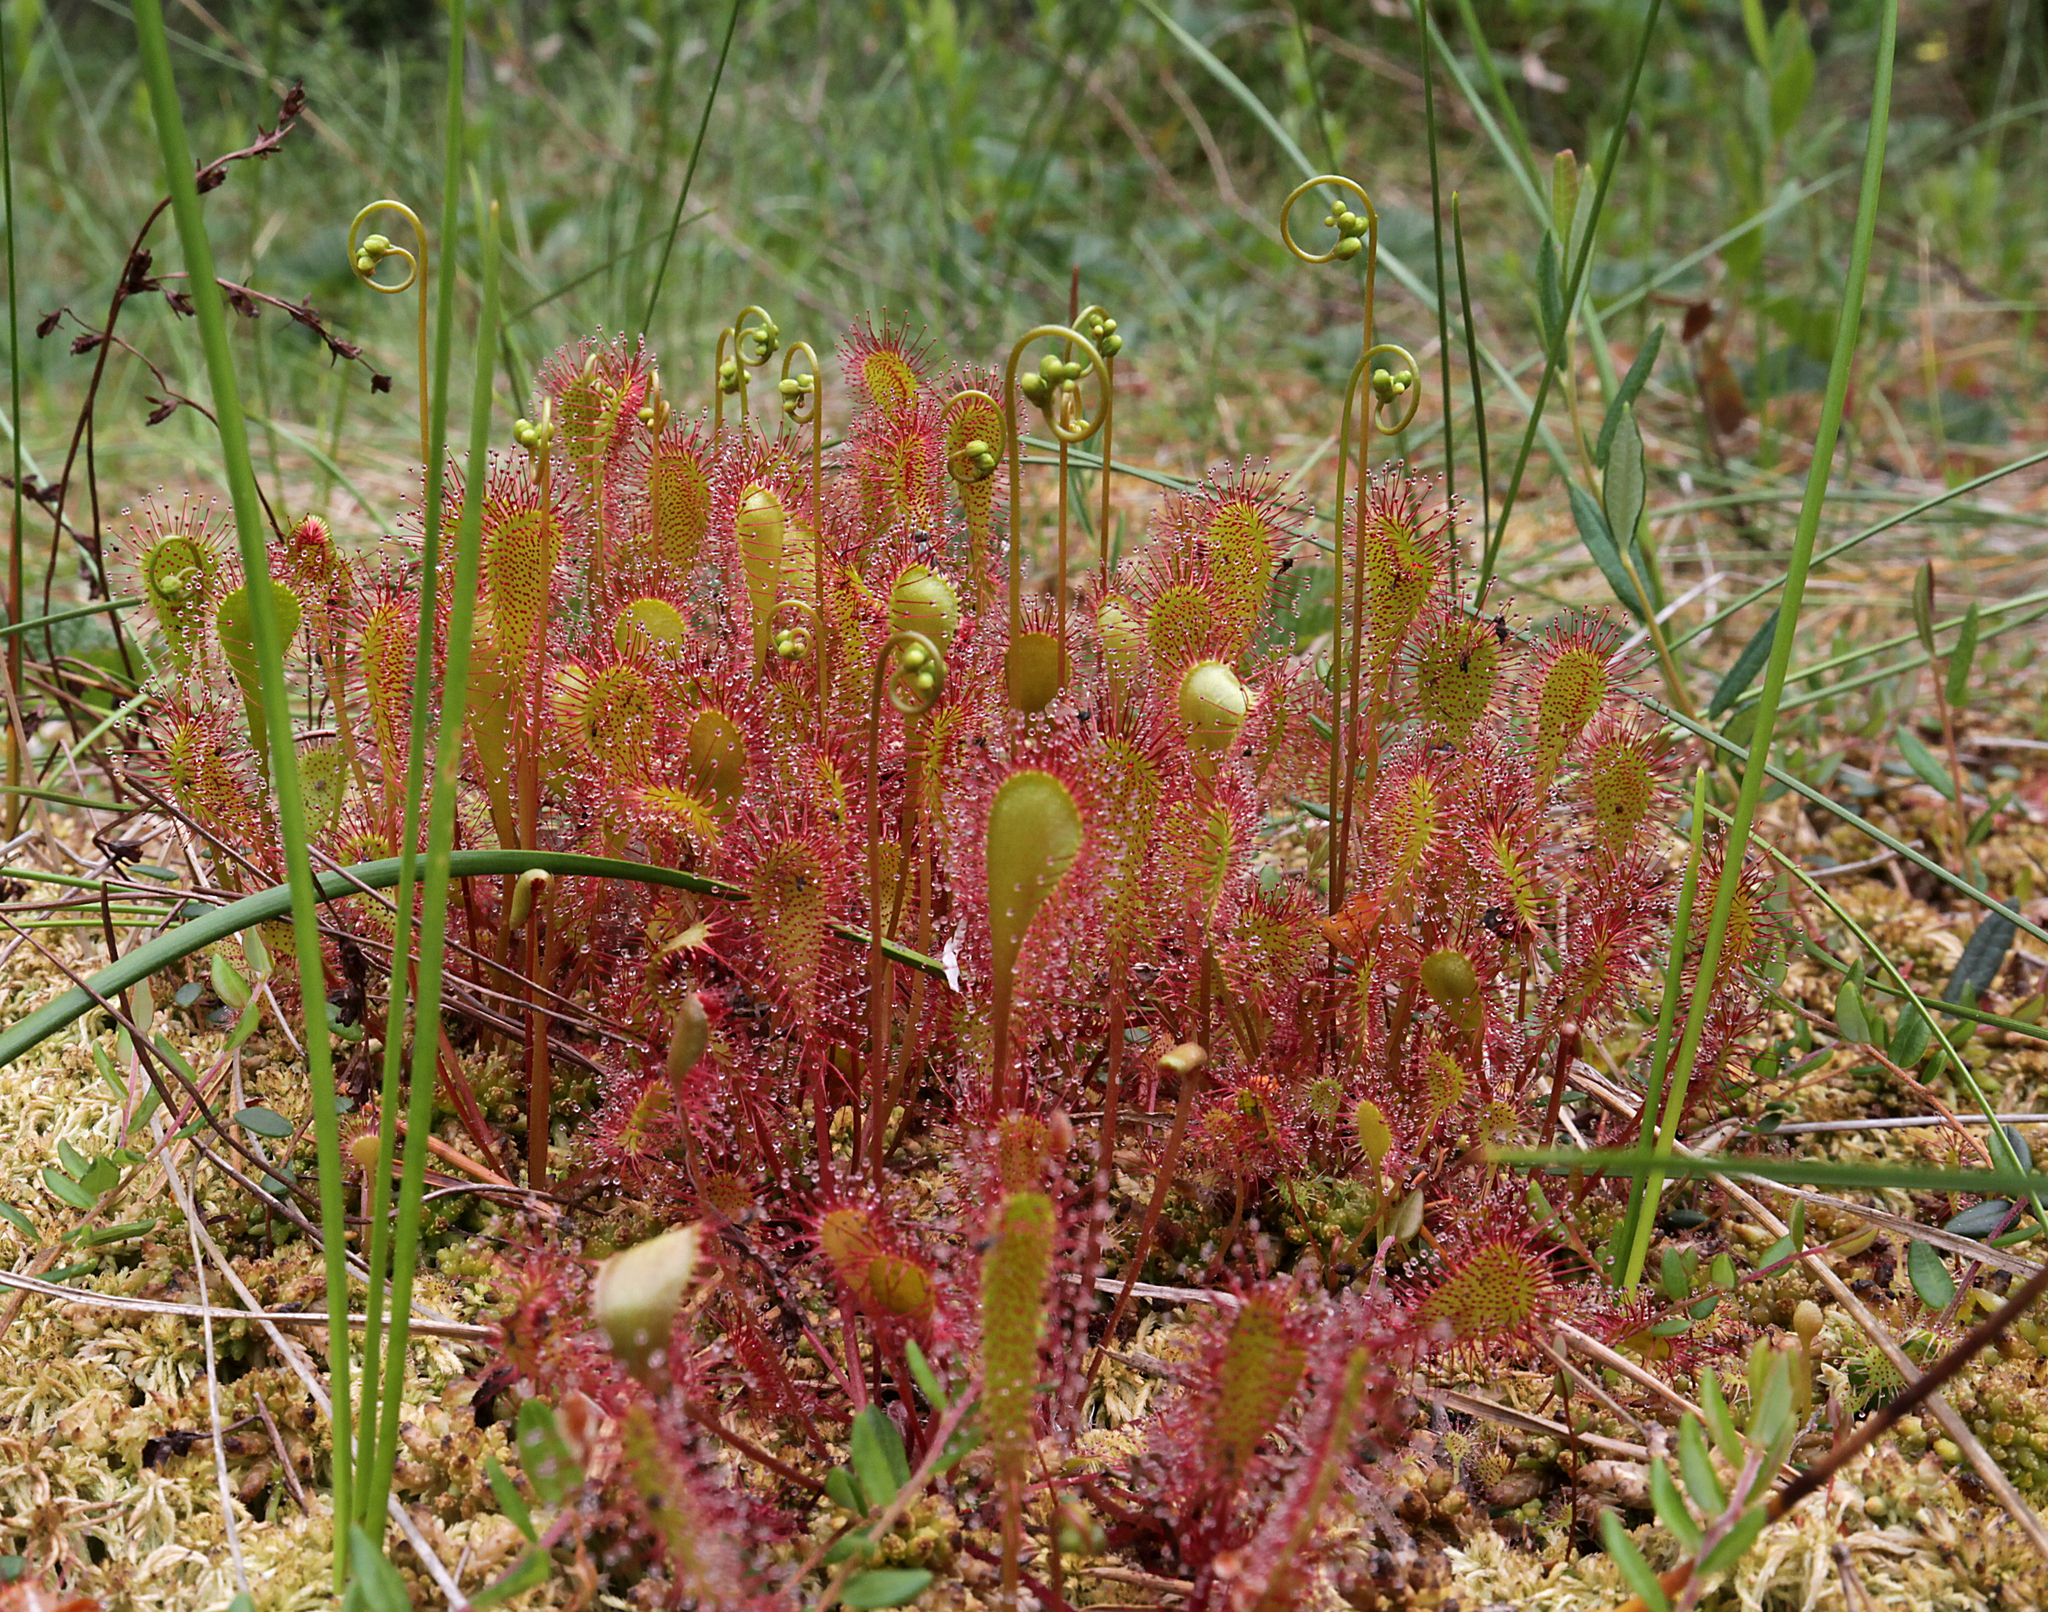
[12, 0, 2048, 1609]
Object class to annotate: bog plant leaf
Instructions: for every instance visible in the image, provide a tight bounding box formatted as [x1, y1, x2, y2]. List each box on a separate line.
[1906, 1239, 1956, 1309]
[986, 769, 1083, 1008]
[980, 1191, 1054, 1480]
[1602, 404, 1646, 547]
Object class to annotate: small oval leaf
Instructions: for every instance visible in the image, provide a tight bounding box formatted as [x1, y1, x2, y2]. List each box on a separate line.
[1907, 1239, 1956, 1310]
[233, 1105, 294, 1139]
[1943, 1200, 2015, 1240]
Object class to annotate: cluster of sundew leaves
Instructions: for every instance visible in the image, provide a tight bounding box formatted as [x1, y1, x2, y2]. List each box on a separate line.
[115, 317, 1781, 1606]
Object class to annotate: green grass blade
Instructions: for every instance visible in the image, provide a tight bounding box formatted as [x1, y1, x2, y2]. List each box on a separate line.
[364, 182, 499, 1535]
[0, 849, 941, 1075]
[1452, 193, 1491, 540]
[130, 0, 354, 1571]
[1651, 0, 1936, 1211]
[1413, 0, 1454, 515]
[1472, 0, 1665, 603]
[1649, 697, 2048, 950]
[1669, 446, 2048, 654]
[1614, 765, 1710, 1289]
[354, 0, 471, 1528]
[641, 0, 741, 332]
[1503, 1148, 2048, 1200]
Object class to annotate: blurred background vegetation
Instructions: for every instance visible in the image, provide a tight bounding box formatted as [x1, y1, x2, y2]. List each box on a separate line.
[4, 0, 2045, 682]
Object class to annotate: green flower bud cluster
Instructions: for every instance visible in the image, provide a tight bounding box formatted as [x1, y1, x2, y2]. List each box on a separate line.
[1372, 366, 1417, 406]
[1081, 310, 1123, 358]
[718, 358, 744, 395]
[353, 233, 393, 276]
[778, 373, 816, 418]
[955, 437, 998, 480]
[736, 316, 781, 367]
[1323, 204, 1371, 260]
[772, 624, 812, 661]
[1020, 351, 1088, 408]
[897, 638, 942, 696]
[512, 414, 554, 454]
[638, 369, 669, 432]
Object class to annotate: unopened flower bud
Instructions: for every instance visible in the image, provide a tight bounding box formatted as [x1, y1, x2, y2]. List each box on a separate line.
[593, 1224, 704, 1382]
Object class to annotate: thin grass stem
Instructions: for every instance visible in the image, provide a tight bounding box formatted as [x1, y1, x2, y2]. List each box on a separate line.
[1645, 0, 1981, 1249]
[130, 0, 355, 1576]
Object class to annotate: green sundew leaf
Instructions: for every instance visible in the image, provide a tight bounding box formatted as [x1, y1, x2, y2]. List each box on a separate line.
[1710, 1252, 1737, 1290]
[41, 1172, 93, 1211]
[1888, 1003, 1931, 1068]
[1895, 728, 1955, 800]
[1677, 1415, 1725, 1511]
[1648, 1458, 1702, 1554]
[1599, 1510, 1670, 1612]
[904, 1339, 949, 1410]
[0, 1202, 36, 1240]
[1603, 404, 1647, 550]
[1660, 1248, 1691, 1303]
[233, 1105, 293, 1139]
[825, 1466, 867, 1516]
[485, 1455, 536, 1543]
[513, 1400, 584, 1507]
[78, 1157, 121, 1196]
[1708, 608, 1781, 718]
[1946, 603, 1980, 708]
[1767, 7, 1815, 139]
[841, 1569, 935, 1610]
[1946, 914, 2017, 1007]
[1536, 232, 1565, 354]
[1944, 1200, 2014, 1240]
[347, 1524, 414, 1612]
[56, 1139, 89, 1180]
[1597, 326, 1665, 469]
[849, 1406, 909, 1508]
[1567, 483, 1646, 619]
[1913, 561, 1937, 655]
[1907, 1239, 1956, 1309]
[1700, 1501, 1771, 1578]
[1834, 976, 1870, 1045]
[466, 1550, 550, 1610]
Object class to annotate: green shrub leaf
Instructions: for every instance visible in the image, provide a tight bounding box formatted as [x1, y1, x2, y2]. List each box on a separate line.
[1907, 1239, 1956, 1309]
